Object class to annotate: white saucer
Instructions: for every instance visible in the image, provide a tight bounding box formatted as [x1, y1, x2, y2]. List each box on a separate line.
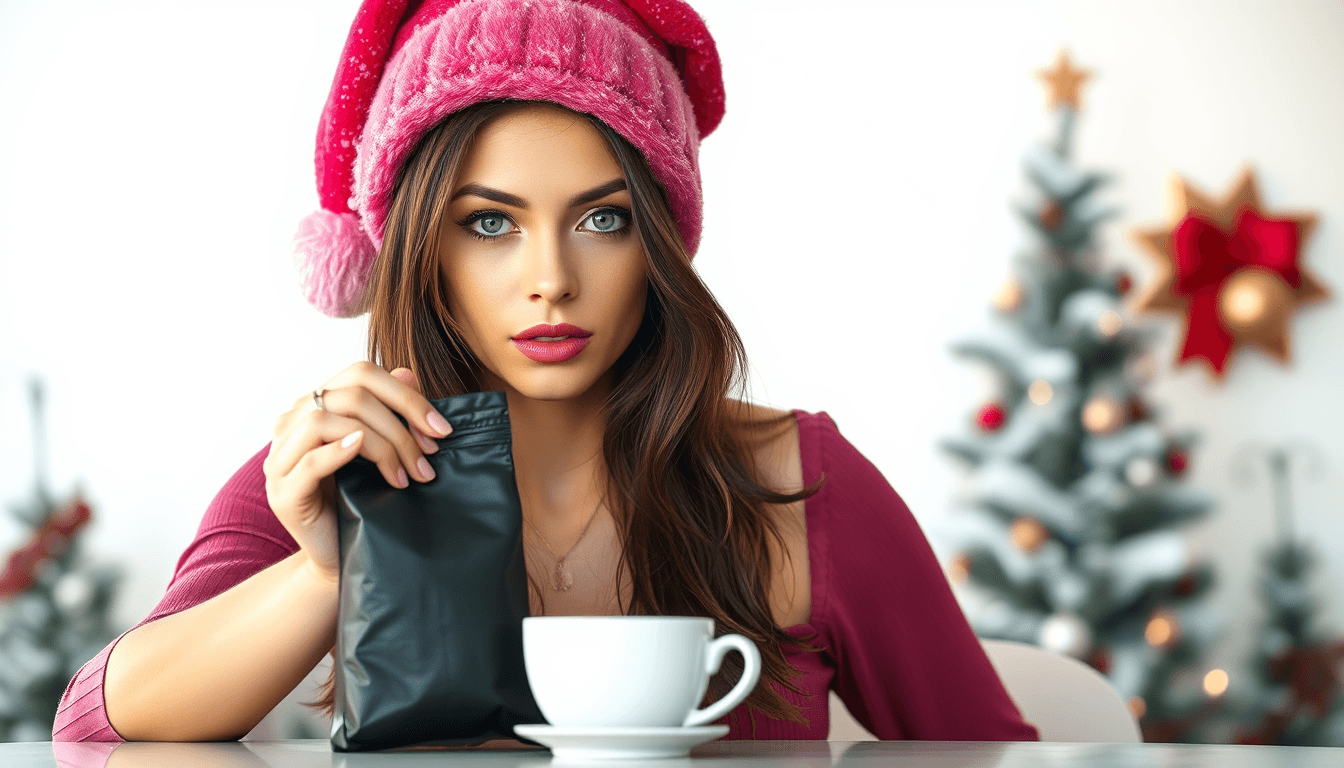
[513, 724, 729, 760]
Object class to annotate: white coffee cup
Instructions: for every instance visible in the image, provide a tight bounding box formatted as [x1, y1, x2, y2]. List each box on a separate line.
[522, 616, 762, 729]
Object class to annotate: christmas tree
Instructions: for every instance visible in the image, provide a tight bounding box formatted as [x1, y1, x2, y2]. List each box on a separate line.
[1226, 446, 1344, 746]
[0, 377, 123, 742]
[938, 52, 1223, 742]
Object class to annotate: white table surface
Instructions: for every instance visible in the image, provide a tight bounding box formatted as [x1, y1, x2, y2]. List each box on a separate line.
[2, 739, 1342, 767]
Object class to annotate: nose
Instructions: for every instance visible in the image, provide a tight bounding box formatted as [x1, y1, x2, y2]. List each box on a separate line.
[523, 226, 578, 304]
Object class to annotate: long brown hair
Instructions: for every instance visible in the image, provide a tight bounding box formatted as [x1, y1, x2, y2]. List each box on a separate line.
[306, 99, 824, 727]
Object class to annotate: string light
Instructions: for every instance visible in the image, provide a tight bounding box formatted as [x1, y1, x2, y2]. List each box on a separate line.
[1203, 669, 1229, 697]
[1145, 610, 1179, 647]
[1097, 310, 1124, 338]
[993, 279, 1025, 313]
[1082, 396, 1125, 435]
[1128, 696, 1146, 719]
[1028, 380, 1054, 405]
[947, 554, 972, 584]
[1010, 517, 1050, 553]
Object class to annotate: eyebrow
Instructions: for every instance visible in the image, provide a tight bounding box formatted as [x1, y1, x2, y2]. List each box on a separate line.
[449, 178, 628, 210]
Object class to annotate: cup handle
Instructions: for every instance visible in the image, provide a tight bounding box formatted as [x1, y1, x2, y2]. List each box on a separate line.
[682, 633, 762, 727]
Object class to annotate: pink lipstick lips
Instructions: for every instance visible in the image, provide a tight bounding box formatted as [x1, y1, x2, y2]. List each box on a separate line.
[511, 323, 593, 363]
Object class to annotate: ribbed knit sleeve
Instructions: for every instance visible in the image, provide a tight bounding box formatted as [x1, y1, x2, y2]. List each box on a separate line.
[52, 443, 295, 742]
[805, 412, 1039, 741]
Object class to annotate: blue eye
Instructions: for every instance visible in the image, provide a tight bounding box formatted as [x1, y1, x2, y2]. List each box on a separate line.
[580, 207, 630, 236]
[468, 213, 513, 238]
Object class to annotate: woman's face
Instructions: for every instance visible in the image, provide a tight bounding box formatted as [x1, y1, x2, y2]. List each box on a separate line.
[439, 104, 647, 401]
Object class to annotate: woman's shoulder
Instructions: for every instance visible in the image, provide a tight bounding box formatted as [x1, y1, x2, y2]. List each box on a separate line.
[749, 404, 915, 545]
[780, 407, 886, 495]
[724, 400, 851, 494]
[726, 400, 804, 494]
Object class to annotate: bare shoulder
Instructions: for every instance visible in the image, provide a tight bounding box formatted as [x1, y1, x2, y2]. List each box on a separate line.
[726, 399, 803, 494]
[726, 399, 810, 627]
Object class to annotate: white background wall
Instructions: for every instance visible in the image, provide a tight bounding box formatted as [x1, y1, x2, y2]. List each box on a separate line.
[2, 0, 1342, 737]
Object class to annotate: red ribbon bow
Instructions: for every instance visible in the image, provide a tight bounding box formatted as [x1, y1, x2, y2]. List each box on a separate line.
[1171, 206, 1302, 372]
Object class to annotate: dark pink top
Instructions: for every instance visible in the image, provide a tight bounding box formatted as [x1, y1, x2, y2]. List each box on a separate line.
[52, 410, 1038, 742]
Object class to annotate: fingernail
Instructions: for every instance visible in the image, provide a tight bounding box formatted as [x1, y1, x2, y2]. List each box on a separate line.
[416, 431, 439, 453]
[427, 411, 452, 436]
[396, 467, 409, 488]
[342, 431, 363, 449]
[416, 457, 436, 482]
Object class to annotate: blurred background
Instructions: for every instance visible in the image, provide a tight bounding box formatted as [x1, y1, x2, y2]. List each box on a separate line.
[1, 0, 1341, 745]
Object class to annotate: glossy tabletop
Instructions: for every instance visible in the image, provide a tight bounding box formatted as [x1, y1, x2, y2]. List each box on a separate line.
[3, 740, 1342, 767]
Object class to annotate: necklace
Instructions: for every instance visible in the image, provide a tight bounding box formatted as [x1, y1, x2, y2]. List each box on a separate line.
[524, 504, 600, 592]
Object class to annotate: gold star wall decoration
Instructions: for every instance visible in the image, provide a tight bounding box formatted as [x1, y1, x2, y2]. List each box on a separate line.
[1130, 166, 1330, 380]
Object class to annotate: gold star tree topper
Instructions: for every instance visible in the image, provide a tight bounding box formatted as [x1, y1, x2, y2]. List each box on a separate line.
[1038, 50, 1093, 110]
[1131, 167, 1330, 379]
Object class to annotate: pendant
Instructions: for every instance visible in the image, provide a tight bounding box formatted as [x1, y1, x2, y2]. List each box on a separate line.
[554, 559, 574, 592]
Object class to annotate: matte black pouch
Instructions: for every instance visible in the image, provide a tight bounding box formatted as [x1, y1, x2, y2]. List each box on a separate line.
[330, 390, 544, 751]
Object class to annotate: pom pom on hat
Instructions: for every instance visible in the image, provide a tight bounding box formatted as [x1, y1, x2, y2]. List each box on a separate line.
[293, 209, 378, 318]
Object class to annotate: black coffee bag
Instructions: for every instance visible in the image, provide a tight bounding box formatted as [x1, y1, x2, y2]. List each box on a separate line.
[331, 390, 543, 751]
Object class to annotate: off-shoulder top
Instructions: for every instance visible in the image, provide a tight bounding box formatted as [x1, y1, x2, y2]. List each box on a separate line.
[52, 409, 1038, 742]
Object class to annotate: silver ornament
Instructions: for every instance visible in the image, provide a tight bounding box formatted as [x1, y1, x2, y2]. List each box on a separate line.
[53, 571, 95, 613]
[1125, 457, 1159, 487]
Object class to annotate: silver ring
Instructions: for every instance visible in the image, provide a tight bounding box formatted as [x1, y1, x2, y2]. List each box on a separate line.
[312, 388, 326, 412]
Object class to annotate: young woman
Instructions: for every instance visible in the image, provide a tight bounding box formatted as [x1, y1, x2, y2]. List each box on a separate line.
[53, 0, 1038, 744]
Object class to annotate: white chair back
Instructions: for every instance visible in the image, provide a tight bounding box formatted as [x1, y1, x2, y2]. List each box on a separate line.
[826, 638, 1142, 743]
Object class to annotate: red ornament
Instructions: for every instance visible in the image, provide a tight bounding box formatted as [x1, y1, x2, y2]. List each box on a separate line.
[1126, 396, 1148, 423]
[1087, 646, 1113, 675]
[1116, 272, 1134, 296]
[976, 402, 1007, 432]
[1166, 447, 1189, 475]
[1173, 571, 1199, 596]
[1039, 202, 1064, 231]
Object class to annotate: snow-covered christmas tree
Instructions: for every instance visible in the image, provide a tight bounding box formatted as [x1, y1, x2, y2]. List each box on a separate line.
[1226, 446, 1344, 746]
[0, 377, 122, 742]
[938, 51, 1224, 742]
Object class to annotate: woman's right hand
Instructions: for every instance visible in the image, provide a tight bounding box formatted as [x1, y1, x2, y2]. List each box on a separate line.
[262, 362, 453, 583]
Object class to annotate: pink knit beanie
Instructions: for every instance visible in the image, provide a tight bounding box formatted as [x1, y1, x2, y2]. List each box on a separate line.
[293, 0, 725, 318]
